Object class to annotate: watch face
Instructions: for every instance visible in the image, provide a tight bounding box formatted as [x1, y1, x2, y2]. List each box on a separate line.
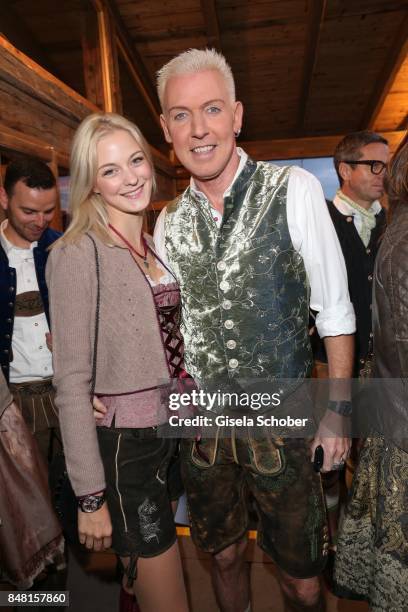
[79, 494, 105, 513]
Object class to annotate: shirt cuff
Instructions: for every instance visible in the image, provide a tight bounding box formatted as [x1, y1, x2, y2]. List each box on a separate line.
[315, 303, 356, 338]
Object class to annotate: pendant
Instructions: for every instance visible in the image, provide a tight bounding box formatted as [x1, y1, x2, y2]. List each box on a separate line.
[143, 259, 149, 269]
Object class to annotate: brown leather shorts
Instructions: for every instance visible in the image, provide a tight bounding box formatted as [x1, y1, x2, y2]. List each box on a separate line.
[181, 431, 329, 578]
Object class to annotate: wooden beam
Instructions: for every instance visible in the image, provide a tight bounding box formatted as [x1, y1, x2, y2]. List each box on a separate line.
[0, 122, 70, 169]
[0, 35, 98, 120]
[91, 0, 161, 125]
[200, 0, 222, 51]
[238, 131, 406, 160]
[296, 0, 326, 134]
[96, 6, 122, 113]
[361, 13, 408, 130]
[0, 122, 53, 161]
[81, 6, 104, 109]
[116, 36, 162, 131]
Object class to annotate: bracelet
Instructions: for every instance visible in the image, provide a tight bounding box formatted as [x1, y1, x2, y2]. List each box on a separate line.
[328, 400, 352, 417]
[77, 491, 106, 513]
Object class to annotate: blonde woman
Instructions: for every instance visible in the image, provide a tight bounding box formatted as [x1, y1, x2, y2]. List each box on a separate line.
[47, 113, 188, 612]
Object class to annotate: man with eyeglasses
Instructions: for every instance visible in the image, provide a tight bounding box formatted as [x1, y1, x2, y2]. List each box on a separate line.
[329, 130, 389, 376]
[311, 131, 389, 551]
[313, 131, 389, 378]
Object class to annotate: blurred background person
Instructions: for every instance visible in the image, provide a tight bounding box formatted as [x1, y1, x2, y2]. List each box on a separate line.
[0, 369, 64, 589]
[0, 157, 61, 465]
[334, 132, 408, 611]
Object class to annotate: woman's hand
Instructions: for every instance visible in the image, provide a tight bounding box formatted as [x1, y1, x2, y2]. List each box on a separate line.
[93, 395, 107, 421]
[45, 332, 53, 352]
[78, 502, 112, 551]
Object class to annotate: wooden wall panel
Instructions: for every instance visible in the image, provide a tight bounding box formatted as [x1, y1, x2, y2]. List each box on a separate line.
[6, 0, 90, 97]
[304, 10, 406, 133]
[2, 0, 406, 179]
[216, 0, 307, 28]
[326, 0, 406, 18]
[373, 55, 408, 131]
[117, 0, 203, 42]
[0, 35, 177, 205]
[0, 81, 78, 154]
[239, 131, 406, 161]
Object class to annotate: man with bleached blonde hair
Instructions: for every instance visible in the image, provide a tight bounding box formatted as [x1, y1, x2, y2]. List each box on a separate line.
[155, 48, 356, 612]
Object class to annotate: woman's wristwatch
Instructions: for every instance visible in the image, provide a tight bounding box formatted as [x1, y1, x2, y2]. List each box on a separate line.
[77, 490, 106, 513]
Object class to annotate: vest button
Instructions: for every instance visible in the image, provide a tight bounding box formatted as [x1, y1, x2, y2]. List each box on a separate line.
[366, 248, 371, 254]
[368, 274, 373, 281]
[8, 302, 13, 307]
[6, 318, 12, 323]
[5, 334, 10, 339]
[224, 319, 234, 329]
[219, 280, 230, 292]
[9, 286, 14, 292]
[226, 340, 236, 350]
[229, 358, 238, 369]
[217, 261, 226, 271]
[222, 300, 232, 310]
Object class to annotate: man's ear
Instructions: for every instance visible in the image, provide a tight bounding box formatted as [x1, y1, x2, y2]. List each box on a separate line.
[0, 187, 8, 212]
[338, 161, 352, 184]
[233, 101, 244, 135]
[160, 114, 173, 144]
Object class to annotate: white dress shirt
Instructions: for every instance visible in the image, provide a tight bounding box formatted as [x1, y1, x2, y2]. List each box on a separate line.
[154, 148, 356, 339]
[0, 220, 53, 382]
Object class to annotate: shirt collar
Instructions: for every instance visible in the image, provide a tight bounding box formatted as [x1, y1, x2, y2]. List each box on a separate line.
[0, 219, 37, 255]
[190, 147, 249, 200]
[333, 191, 382, 216]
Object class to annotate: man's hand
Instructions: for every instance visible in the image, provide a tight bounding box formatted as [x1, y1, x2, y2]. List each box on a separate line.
[93, 396, 107, 420]
[311, 334, 354, 471]
[78, 502, 112, 551]
[310, 410, 351, 472]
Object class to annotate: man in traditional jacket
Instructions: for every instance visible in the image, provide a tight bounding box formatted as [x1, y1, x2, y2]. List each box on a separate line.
[154, 49, 355, 612]
[311, 131, 389, 537]
[0, 157, 61, 464]
[331, 131, 388, 374]
[313, 131, 388, 376]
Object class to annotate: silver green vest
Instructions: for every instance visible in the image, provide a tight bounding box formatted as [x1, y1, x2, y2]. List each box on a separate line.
[165, 158, 312, 396]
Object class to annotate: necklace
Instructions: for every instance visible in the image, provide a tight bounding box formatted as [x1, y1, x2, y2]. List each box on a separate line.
[108, 223, 149, 269]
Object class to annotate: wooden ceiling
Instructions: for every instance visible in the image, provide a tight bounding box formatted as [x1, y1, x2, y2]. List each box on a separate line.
[1, 0, 407, 156]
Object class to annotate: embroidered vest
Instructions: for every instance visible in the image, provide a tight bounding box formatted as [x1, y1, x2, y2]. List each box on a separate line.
[165, 159, 312, 401]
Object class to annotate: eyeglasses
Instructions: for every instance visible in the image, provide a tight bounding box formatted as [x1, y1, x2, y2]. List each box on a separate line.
[343, 160, 387, 175]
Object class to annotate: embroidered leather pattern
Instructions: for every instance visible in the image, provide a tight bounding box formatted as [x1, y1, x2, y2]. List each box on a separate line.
[14, 291, 43, 317]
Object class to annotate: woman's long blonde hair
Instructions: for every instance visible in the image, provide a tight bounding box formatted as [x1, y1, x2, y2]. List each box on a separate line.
[57, 112, 155, 245]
